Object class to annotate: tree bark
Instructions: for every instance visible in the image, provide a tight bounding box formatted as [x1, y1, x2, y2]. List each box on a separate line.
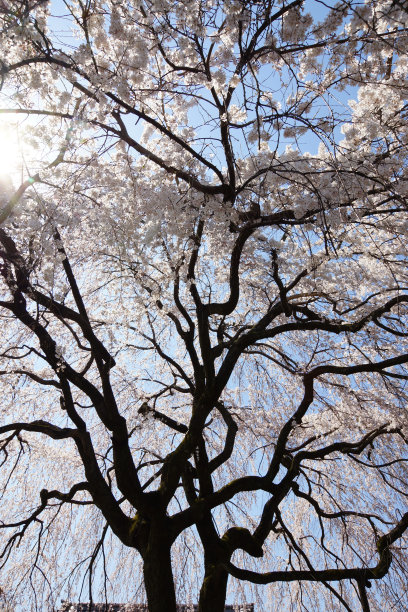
[198, 562, 229, 612]
[142, 525, 177, 612]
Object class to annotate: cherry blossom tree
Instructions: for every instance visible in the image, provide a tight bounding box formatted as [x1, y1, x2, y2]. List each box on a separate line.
[0, 1, 408, 610]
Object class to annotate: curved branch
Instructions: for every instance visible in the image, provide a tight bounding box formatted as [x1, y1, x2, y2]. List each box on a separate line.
[208, 402, 238, 473]
[206, 226, 254, 316]
[224, 510, 408, 584]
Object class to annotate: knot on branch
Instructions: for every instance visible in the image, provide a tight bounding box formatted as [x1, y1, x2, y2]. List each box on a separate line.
[222, 527, 263, 558]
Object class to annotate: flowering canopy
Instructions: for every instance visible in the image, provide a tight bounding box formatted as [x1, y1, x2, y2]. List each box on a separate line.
[0, 1, 408, 610]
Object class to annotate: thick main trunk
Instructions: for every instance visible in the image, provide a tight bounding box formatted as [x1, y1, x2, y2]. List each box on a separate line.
[198, 563, 229, 612]
[143, 528, 177, 612]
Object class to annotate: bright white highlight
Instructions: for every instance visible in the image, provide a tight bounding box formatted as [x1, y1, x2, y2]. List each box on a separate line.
[0, 120, 23, 180]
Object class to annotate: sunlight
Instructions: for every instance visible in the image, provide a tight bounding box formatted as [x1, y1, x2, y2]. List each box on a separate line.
[0, 119, 24, 182]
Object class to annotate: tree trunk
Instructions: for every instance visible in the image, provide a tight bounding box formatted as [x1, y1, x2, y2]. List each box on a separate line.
[142, 527, 177, 612]
[198, 563, 229, 612]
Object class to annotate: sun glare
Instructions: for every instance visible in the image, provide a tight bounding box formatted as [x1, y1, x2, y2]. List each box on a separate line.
[0, 120, 24, 181]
